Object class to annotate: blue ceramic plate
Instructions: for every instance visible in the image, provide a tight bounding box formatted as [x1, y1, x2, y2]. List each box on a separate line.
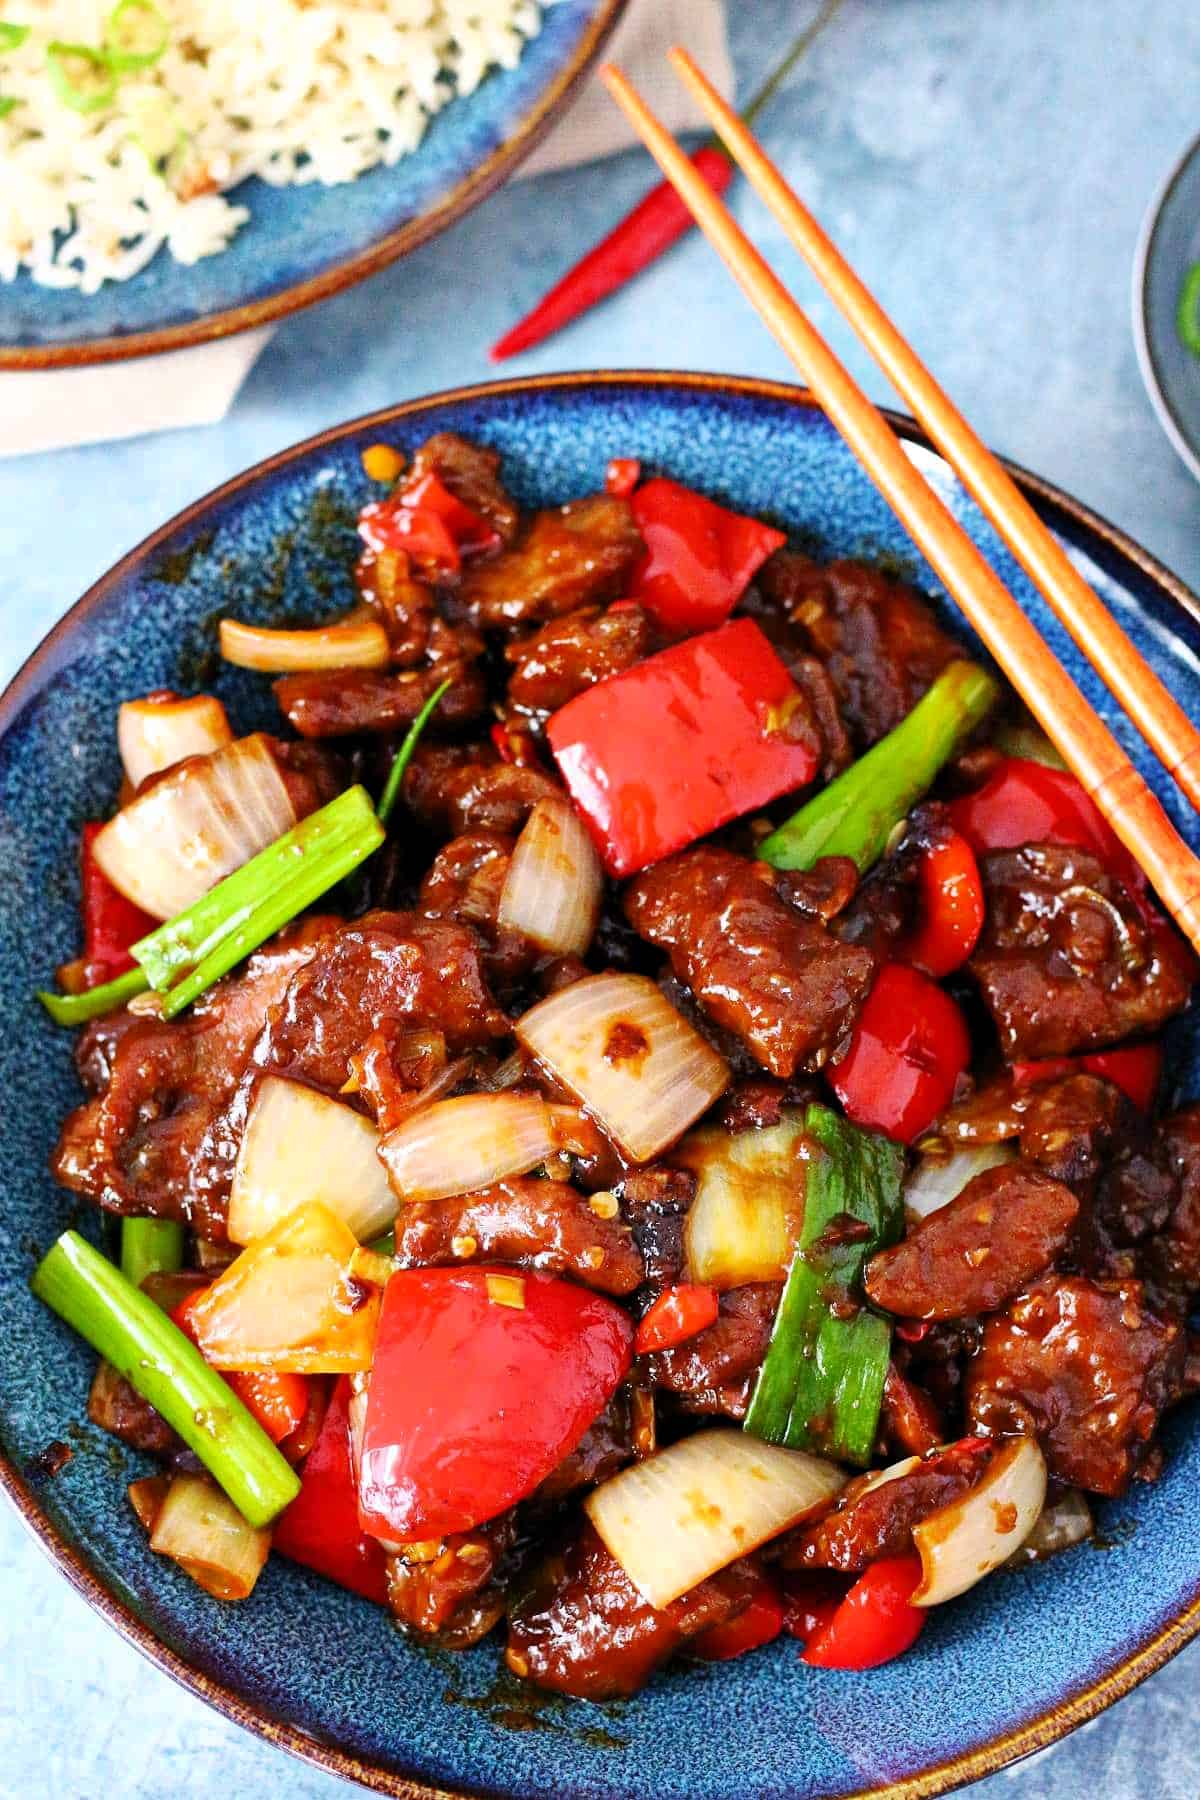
[1134, 129, 1200, 483]
[4, 373, 1200, 1800]
[0, 0, 624, 369]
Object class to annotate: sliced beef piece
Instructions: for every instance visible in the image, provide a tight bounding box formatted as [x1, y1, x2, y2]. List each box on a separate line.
[253, 910, 509, 1094]
[1141, 1107, 1200, 1313]
[969, 844, 1192, 1058]
[618, 1164, 697, 1289]
[409, 431, 521, 546]
[403, 742, 561, 838]
[532, 1391, 636, 1506]
[717, 1077, 821, 1134]
[865, 1165, 1079, 1322]
[52, 921, 330, 1235]
[354, 555, 487, 672]
[88, 1360, 178, 1460]
[506, 1520, 740, 1699]
[880, 1362, 946, 1458]
[758, 550, 962, 748]
[505, 603, 652, 722]
[1018, 1073, 1129, 1195]
[418, 831, 533, 989]
[458, 495, 642, 631]
[779, 1439, 992, 1574]
[393, 1178, 644, 1295]
[642, 1282, 780, 1419]
[625, 848, 876, 1077]
[274, 659, 486, 739]
[385, 1512, 516, 1647]
[965, 1274, 1183, 1496]
[738, 586, 853, 779]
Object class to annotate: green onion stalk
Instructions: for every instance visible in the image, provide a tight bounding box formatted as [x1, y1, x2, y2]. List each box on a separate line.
[758, 660, 999, 875]
[744, 1104, 904, 1465]
[377, 678, 452, 825]
[32, 1231, 298, 1526]
[119, 1217, 184, 1291]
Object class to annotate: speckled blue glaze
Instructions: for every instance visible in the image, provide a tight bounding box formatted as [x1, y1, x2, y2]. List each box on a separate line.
[4, 376, 1200, 1800]
[0, 0, 618, 354]
[1135, 131, 1200, 484]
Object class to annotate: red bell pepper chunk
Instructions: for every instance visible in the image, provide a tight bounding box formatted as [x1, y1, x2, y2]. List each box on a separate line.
[629, 478, 787, 633]
[1011, 1042, 1164, 1113]
[397, 470, 500, 556]
[170, 1288, 311, 1446]
[272, 1377, 389, 1604]
[358, 498, 462, 577]
[605, 457, 641, 499]
[547, 618, 819, 878]
[799, 1553, 926, 1670]
[947, 757, 1146, 895]
[634, 1283, 719, 1355]
[691, 1568, 785, 1662]
[359, 1267, 632, 1541]
[897, 830, 985, 979]
[781, 1577, 847, 1643]
[81, 822, 157, 980]
[828, 963, 971, 1144]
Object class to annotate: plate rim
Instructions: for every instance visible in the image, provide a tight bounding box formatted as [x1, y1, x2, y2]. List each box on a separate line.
[1132, 126, 1200, 485]
[4, 367, 1200, 1800]
[0, 0, 627, 373]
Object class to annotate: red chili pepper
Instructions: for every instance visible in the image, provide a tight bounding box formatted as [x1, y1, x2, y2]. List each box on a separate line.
[828, 963, 971, 1143]
[547, 618, 819, 878]
[896, 829, 985, 979]
[605, 457, 641, 499]
[80, 822, 157, 980]
[629, 478, 787, 633]
[1011, 1042, 1164, 1113]
[272, 1377, 389, 1604]
[895, 1319, 933, 1344]
[490, 146, 735, 361]
[171, 1289, 311, 1446]
[397, 470, 500, 556]
[691, 1569, 785, 1662]
[799, 1553, 926, 1670]
[634, 1283, 719, 1355]
[359, 1267, 632, 1540]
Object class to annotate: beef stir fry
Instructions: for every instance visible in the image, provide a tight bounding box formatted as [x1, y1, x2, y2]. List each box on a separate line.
[32, 438, 1199, 1690]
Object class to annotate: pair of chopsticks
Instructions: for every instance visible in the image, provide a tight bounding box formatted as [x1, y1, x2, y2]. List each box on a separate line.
[600, 54, 1200, 954]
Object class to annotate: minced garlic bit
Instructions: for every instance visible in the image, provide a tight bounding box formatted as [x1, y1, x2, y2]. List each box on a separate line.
[451, 1234, 479, 1259]
[361, 444, 405, 484]
[485, 1272, 526, 1309]
[588, 1191, 619, 1220]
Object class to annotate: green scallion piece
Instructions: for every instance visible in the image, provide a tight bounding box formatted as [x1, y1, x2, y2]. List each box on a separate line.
[377, 678, 452, 826]
[103, 0, 168, 71]
[1178, 262, 1200, 360]
[46, 40, 118, 114]
[37, 965, 149, 1026]
[134, 784, 384, 1017]
[32, 1230, 299, 1526]
[0, 95, 20, 115]
[0, 21, 30, 50]
[744, 1104, 904, 1465]
[119, 1217, 184, 1290]
[758, 660, 999, 876]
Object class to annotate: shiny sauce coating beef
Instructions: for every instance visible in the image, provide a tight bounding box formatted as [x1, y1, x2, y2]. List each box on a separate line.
[49, 432, 1200, 1696]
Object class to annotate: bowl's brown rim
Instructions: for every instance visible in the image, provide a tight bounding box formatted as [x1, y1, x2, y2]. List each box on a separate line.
[0, 0, 628, 372]
[4, 368, 1200, 1800]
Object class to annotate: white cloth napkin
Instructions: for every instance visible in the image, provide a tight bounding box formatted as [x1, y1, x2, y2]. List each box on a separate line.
[0, 0, 730, 461]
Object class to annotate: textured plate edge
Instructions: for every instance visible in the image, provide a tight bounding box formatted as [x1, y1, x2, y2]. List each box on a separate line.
[1132, 127, 1200, 487]
[0, 0, 628, 371]
[4, 368, 1200, 1800]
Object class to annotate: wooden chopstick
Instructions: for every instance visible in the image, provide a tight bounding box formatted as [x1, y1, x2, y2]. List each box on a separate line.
[598, 62, 1200, 952]
[669, 46, 1200, 817]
